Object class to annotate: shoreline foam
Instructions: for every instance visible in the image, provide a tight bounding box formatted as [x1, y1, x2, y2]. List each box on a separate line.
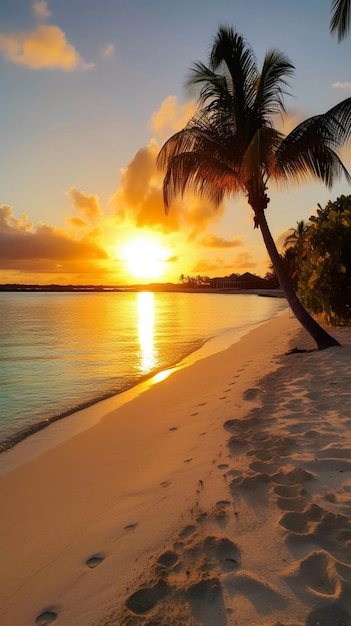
[1, 312, 350, 626]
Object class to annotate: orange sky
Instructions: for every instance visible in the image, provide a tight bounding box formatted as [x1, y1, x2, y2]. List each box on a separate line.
[1, 1, 351, 285]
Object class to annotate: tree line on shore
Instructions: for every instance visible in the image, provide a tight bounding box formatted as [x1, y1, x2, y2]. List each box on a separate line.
[266, 194, 351, 326]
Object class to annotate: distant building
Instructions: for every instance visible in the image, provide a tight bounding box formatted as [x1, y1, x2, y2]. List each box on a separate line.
[210, 272, 269, 290]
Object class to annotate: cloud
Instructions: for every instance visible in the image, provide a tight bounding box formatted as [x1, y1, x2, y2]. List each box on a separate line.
[33, 1, 50, 17]
[102, 43, 114, 58]
[151, 96, 196, 140]
[232, 251, 257, 270]
[0, 205, 108, 273]
[191, 257, 228, 273]
[0, 24, 93, 71]
[199, 233, 243, 248]
[66, 216, 88, 229]
[111, 134, 226, 237]
[333, 82, 351, 90]
[68, 187, 101, 221]
[111, 141, 180, 233]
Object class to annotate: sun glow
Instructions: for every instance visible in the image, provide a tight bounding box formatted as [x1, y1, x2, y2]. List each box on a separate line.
[120, 236, 170, 280]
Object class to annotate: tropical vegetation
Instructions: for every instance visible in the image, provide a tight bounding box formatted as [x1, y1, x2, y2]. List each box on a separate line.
[157, 26, 351, 349]
[285, 195, 351, 325]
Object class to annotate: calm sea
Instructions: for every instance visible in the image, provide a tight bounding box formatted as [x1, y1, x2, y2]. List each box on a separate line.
[0, 291, 287, 450]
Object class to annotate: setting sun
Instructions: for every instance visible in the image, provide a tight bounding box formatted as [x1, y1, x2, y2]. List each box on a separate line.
[120, 236, 170, 280]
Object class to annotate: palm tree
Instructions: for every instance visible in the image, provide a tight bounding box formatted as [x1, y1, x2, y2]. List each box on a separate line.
[330, 0, 351, 40]
[157, 27, 351, 349]
[284, 221, 307, 249]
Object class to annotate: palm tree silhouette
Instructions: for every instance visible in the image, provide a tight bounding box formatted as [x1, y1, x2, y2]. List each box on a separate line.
[157, 27, 351, 349]
[330, 0, 351, 40]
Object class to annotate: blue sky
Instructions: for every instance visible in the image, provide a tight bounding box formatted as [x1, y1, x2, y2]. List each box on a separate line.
[0, 0, 351, 284]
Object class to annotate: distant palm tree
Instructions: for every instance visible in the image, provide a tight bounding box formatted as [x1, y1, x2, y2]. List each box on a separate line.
[157, 27, 351, 349]
[330, 0, 351, 40]
[284, 220, 308, 250]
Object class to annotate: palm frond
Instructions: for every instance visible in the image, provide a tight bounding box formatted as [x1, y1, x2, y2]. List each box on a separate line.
[276, 101, 351, 187]
[323, 97, 351, 145]
[210, 26, 258, 118]
[254, 49, 294, 119]
[276, 121, 351, 188]
[186, 62, 234, 113]
[162, 152, 243, 211]
[330, 0, 351, 41]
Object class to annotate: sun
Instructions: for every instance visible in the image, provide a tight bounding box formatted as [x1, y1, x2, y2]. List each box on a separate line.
[120, 235, 170, 280]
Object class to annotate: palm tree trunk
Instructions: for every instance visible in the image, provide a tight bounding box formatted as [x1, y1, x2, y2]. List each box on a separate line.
[256, 211, 340, 349]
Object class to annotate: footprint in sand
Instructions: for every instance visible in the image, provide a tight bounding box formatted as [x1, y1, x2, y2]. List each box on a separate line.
[272, 467, 315, 486]
[243, 388, 260, 401]
[275, 495, 307, 512]
[314, 511, 351, 562]
[279, 503, 323, 534]
[216, 500, 231, 508]
[124, 523, 139, 531]
[273, 484, 305, 498]
[186, 577, 227, 626]
[305, 602, 351, 626]
[230, 472, 271, 492]
[35, 611, 57, 625]
[125, 580, 171, 614]
[299, 550, 340, 596]
[249, 459, 279, 474]
[160, 481, 171, 488]
[157, 550, 179, 568]
[179, 525, 197, 539]
[226, 572, 287, 612]
[203, 535, 241, 571]
[86, 554, 105, 568]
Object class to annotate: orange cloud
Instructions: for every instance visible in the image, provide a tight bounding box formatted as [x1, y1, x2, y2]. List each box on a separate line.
[111, 141, 179, 233]
[199, 233, 243, 248]
[33, 1, 50, 17]
[232, 251, 257, 270]
[151, 96, 196, 140]
[66, 216, 88, 229]
[0, 25, 93, 71]
[111, 140, 225, 237]
[191, 257, 228, 273]
[0, 205, 107, 273]
[68, 187, 101, 221]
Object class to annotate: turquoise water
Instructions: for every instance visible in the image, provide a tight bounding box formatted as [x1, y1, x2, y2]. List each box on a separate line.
[0, 291, 287, 449]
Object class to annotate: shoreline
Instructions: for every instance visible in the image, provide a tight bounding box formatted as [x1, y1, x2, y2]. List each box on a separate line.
[0, 303, 285, 456]
[1, 312, 350, 625]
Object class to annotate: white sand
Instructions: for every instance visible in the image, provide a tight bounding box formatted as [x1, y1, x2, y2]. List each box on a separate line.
[1, 311, 351, 626]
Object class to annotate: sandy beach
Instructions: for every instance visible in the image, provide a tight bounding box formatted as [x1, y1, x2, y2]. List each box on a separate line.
[1, 311, 351, 626]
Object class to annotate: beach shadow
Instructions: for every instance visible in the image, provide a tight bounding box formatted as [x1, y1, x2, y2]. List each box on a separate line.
[305, 601, 351, 625]
[286, 347, 316, 355]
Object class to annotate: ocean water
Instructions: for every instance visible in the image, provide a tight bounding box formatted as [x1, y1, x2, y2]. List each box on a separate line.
[0, 291, 287, 449]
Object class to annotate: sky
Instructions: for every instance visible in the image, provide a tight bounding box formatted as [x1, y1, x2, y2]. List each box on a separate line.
[1, 0, 351, 285]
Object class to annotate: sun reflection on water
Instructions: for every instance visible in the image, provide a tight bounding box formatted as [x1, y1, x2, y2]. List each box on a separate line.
[137, 291, 156, 373]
